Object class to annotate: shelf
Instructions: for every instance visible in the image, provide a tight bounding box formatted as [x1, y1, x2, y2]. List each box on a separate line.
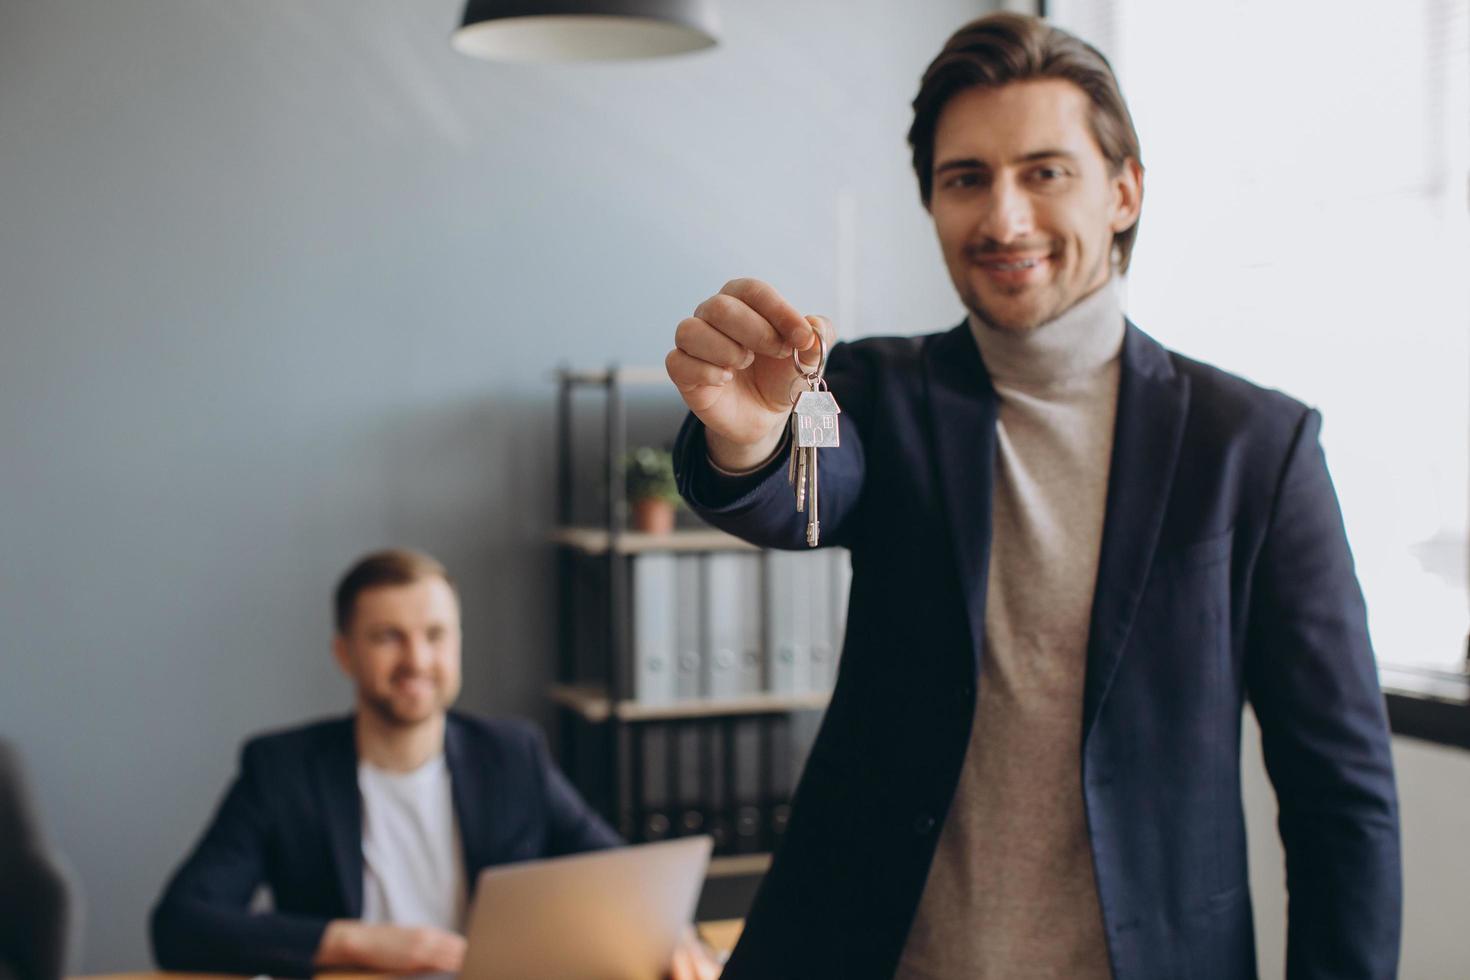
[707, 853, 772, 878]
[547, 683, 830, 723]
[550, 527, 759, 555]
[1379, 664, 1470, 705]
[553, 362, 810, 926]
[1379, 664, 1470, 751]
[556, 366, 669, 387]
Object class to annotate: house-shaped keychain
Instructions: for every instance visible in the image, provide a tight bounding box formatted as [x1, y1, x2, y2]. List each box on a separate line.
[793, 389, 841, 448]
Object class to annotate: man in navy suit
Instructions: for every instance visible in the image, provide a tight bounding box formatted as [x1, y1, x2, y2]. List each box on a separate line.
[149, 549, 621, 977]
[665, 12, 1400, 980]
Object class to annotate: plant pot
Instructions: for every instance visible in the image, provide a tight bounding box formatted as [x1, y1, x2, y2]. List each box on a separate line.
[631, 497, 676, 535]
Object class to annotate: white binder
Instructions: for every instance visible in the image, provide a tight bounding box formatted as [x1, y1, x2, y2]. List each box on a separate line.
[672, 555, 704, 700]
[631, 554, 676, 703]
[805, 550, 837, 693]
[703, 553, 762, 698]
[830, 546, 852, 667]
[764, 550, 810, 695]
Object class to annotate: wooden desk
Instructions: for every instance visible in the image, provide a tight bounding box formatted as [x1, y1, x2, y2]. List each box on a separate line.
[78, 920, 745, 980]
[80, 975, 378, 980]
[696, 917, 743, 953]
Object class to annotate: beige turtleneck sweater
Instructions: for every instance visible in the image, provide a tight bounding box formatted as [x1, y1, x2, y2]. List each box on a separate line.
[895, 281, 1125, 980]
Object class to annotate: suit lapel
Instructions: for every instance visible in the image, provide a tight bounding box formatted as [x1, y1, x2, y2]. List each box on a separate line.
[1082, 324, 1190, 741]
[316, 717, 364, 917]
[922, 324, 998, 676]
[445, 714, 492, 892]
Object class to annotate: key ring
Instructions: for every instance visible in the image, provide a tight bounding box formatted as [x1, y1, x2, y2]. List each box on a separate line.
[792, 333, 828, 381]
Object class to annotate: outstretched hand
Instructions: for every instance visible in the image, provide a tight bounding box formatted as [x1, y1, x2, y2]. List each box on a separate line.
[666, 277, 835, 471]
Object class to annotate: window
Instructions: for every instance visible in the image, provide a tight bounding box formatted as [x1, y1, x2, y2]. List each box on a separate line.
[1048, 0, 1470, 672]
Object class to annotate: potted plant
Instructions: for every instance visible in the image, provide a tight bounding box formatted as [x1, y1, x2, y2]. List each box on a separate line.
[623, 446, 681, 534]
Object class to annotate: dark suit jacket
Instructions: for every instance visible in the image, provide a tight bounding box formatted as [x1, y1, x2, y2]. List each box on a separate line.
[675, 323, 1401, 980]
[150, 711, 620, 977]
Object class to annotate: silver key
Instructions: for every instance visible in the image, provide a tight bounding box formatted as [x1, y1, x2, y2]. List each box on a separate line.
[806, 444, 820, 546]
[789, 337, 840, 547]
[786, 413, 800, 486]
[793, 386, 838, 545]
[795, 442, 808, 512]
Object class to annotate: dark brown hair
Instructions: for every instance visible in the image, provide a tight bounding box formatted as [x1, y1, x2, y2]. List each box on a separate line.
[333, 549, 456, 633]
[908, 12, 1143, 273]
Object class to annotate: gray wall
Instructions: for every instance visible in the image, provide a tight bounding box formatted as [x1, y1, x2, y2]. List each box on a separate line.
[0, 0, 976, 970]
[1242, 719, 1470, 978]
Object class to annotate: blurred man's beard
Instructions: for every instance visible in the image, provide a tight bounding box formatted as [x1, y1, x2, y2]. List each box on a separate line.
[965, 292, 1049, 334]
[957, 242, 1113, 334]
[363, 690, 441, 727]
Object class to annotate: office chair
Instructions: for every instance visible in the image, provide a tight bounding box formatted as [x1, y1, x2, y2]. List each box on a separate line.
[0, 739, 72, 980]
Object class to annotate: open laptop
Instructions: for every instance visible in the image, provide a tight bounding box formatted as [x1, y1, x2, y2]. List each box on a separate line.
[457, 835, 713, 980]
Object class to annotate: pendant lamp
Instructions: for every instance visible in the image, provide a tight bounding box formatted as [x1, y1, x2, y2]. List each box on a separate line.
[452, 0, 719, 62]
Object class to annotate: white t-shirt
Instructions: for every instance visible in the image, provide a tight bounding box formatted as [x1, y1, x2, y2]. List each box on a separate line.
[358, 753, 467, 931]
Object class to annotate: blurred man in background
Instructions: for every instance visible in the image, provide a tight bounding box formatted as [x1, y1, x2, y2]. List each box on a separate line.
[150, 548, 621, 977]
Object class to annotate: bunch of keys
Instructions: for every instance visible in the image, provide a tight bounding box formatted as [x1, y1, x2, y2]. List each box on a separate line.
[786, 336, 841, 547]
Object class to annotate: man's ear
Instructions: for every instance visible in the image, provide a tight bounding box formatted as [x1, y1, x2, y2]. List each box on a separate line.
[331, 633, 354, 679]
[1110, 157, 1143, 233]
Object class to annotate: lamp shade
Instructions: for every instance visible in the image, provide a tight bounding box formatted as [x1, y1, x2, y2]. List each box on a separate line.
[452, 0, 719, 62]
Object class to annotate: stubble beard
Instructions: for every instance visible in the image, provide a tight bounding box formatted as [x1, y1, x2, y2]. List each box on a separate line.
[956, 250, 1065, 334]
[363, 687, 444, 729]
[964, 285, 1055, 335]
[959, 244, 1114, 335]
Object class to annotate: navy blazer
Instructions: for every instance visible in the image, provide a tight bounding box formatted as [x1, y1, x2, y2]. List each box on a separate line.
[675, 323, 1401, 980]
[150, 711, 620, 977]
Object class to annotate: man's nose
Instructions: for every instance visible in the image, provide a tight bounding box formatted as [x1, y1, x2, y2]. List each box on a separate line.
[979, 175, 1034, 244]
[404, 636, 433, 670]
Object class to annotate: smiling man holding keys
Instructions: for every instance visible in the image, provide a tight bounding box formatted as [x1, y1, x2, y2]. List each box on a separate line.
[666, 12, 1400, 980]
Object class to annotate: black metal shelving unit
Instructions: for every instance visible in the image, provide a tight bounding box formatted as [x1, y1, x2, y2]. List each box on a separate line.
[549, 365, 829, 913]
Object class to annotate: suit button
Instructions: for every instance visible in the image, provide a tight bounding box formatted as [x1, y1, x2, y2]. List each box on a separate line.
[913, 813, 936, 835]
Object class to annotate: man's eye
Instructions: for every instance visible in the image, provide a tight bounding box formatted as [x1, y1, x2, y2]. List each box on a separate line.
[942, 172, 982, 190]
[1032, 166, 1067, 182]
